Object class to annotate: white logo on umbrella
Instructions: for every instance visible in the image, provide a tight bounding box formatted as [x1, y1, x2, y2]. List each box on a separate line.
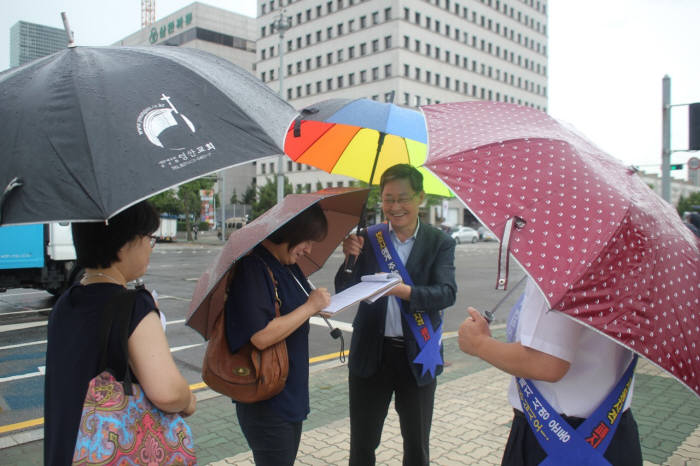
[140, 94, 196, 149]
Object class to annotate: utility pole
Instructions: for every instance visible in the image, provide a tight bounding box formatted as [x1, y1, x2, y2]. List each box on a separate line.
[272, 10, 291, 204]
[662, 75, 671, 202]
[219, 172, 225, 242]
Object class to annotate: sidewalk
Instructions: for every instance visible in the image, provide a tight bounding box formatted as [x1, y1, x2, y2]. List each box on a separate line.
[2, 328, 700, 465]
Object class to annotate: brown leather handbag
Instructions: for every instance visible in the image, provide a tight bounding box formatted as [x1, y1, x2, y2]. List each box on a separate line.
[202, 261, 289, 403]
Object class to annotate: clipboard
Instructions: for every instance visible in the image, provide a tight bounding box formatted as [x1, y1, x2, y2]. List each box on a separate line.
[322, 273, 401, 314]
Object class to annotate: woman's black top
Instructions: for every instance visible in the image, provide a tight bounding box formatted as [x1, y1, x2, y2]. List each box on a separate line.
[44, 284, 155, 466]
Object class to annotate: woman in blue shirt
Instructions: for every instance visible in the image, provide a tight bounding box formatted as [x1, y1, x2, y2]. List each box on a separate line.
[225, 204, 331, 466]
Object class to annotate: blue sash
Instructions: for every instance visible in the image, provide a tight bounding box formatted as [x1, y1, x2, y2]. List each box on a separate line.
[366, 223, 443, 378]
[516, 354, 638, 465]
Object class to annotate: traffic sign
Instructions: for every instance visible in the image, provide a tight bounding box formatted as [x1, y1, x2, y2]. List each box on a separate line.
[688, 157, 700, 171]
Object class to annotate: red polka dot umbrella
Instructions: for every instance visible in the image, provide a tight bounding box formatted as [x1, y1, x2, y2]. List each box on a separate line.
[422, 101, 700, 398]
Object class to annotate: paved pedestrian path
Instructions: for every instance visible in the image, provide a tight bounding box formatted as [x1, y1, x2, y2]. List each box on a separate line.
[2, 329, 700, 465]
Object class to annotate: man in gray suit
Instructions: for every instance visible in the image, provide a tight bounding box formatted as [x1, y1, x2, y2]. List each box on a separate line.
[335, 164, 457, 466]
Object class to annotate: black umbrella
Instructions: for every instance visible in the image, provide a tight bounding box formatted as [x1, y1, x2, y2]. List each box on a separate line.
[0, 46, 298, 225]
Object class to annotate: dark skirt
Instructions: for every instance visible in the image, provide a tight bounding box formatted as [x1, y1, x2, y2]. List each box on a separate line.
[501, 408, 642, 466]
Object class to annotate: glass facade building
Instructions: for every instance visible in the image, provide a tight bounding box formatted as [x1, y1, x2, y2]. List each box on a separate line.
[10, 21, 68, 67]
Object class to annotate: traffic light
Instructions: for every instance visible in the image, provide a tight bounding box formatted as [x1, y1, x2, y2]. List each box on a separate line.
[670, 164, 684, 170]
[690, 103, 700, 151]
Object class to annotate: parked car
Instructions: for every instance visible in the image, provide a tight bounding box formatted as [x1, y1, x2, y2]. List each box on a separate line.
[480, 229, 498, 242]
[451, 226, 479, 244]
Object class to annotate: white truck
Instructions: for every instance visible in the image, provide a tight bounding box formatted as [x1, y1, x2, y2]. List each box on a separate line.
[0, 222, 80, 295]
[153, 215, 178, 242]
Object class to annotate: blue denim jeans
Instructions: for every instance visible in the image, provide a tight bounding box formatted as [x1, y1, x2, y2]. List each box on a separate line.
[235, 402, 303, 466]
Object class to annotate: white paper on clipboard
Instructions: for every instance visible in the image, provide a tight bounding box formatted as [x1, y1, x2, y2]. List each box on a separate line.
[322, 273, 401, 314]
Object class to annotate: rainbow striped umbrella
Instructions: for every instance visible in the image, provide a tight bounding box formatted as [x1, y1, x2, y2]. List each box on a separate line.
[284, 98, 451, 196]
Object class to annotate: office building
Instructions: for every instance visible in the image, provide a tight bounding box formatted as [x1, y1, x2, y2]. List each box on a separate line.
[10, 21, 68, 67]
[255, 0, 549, 225]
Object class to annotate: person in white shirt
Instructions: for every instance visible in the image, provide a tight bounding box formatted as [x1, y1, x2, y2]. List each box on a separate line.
[458, 278, 642, 465]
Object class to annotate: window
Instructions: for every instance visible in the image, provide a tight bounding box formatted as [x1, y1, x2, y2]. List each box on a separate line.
[384, 35, 392, 48]
[287, 64, 293, 75]
[360, 16, 366, 28]
[296, 86, 301, 98]
[404, 92, 410, 105]
[306, 33, 311, 46]
[372, 39, 379, 52]
[414, 67, 421, 80]
[296, 61, 301, 73]
[360, 70, 367, 82]
[316, 55, 322, 67]
[426, 43, 431, 55]
[316, 30, 322, 41]
[296, 12, 302, 25]
[261, 163, 266, 174]
[337, 76, 344, 88]
[327, 1, 333, 14]
[306, 83, 311, 95]
[327, 53, 333, 65]
[414, 39, 421, 52]
[414, 12, 421, 24]
[305, 58, 311, 70]
[316, 81, 322, 92]
[384, 64, 392, 77]
[349, 19, 355, 31]
[445, 76, 450, 88]
[326, 78, 333, 90]
[349, 46, 355, 58]
[426, 17, 431, 29]
[372, 67, 379, 80]
[435, 19, 440, 33]
[337, 49, 344, 62]
[327, 27, 333, 39]
[287, 39, 292, 52]
[261, 26, 266, 37]
[404, 7, 410, 19]
[372, 11, 379, 24]
[337, 181, 344, 187]
[306, 9, 312, 21]
[337, 23, 343, 35]
[261, 71, 266, 82]
[426, 70, 431, 83]
[384, 7, 392, 20]
[261, 49, 266, 60]
[360, 43, 367, 55]
[349, 72, 355, 85]
[403, 35, 410, 48]
[403, 64, 410, 77]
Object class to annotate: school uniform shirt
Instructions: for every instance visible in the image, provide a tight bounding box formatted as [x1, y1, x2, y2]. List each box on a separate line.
[225, 244, 312, 422]
[507, 278, 635, 419]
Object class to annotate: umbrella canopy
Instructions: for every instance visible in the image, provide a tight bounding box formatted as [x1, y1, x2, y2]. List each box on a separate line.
[186, 187, 370, 339]
[0, 46, 298, 225]
[422, 101, 700, 397]
[283, 98, 451, 196]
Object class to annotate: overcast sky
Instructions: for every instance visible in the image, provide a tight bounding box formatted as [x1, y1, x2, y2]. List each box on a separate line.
[1, 0, 698, 179]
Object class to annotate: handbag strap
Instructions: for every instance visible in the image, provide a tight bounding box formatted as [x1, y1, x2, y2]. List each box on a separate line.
[251, 254, 282, 318]
[95, 288, 140, 395]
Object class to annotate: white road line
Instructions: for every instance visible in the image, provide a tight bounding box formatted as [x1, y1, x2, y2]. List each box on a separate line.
[166, 319, 186, 325]
[309, 316, 353, 333]
[0, 340, 47, 351]
[0, 308, 51, 316]
[0, 290, 47, 297]
[185, 278, 199, 281]
[171, 343, 204, 352]
[0, 367, 44, 383]
[0, 321, 47, 333]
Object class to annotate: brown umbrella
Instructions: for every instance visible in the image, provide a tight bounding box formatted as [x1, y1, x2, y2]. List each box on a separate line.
[186, 187, 370, 339]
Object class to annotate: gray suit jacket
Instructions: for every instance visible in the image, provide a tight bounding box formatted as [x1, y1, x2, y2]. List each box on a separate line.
[335, 222, 457, 386]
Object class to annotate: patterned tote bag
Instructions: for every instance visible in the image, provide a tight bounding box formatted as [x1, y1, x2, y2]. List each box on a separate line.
[72, 289, 196, 465]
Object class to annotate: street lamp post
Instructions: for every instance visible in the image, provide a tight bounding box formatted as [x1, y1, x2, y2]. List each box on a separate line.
[272, 10, 291, 204]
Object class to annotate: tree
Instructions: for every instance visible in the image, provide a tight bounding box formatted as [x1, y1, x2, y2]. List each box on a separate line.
[250, 177, 293, 220]
[243, 184, 256, 205]
[230, 189, 239, 205]
[677, 191, 700, 216]
[148, 189, 183, 215]
[178, 178, 215, 240]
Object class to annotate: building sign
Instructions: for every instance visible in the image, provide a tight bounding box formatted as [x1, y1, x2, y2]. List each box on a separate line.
[199, 189, 215, 225]
[150, 12, 193, 44]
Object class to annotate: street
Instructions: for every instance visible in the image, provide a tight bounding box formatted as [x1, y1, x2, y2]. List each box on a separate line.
[0, 237, 524, 434]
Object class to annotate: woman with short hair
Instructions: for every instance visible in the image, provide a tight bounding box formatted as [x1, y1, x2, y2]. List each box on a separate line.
[44, 201, 196, 465]
[225, 204, 331, 466]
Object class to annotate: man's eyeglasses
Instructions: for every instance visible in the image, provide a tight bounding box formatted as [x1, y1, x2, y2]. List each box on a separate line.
[381, 193, 418, 207]
[148, 235, 157, 248]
